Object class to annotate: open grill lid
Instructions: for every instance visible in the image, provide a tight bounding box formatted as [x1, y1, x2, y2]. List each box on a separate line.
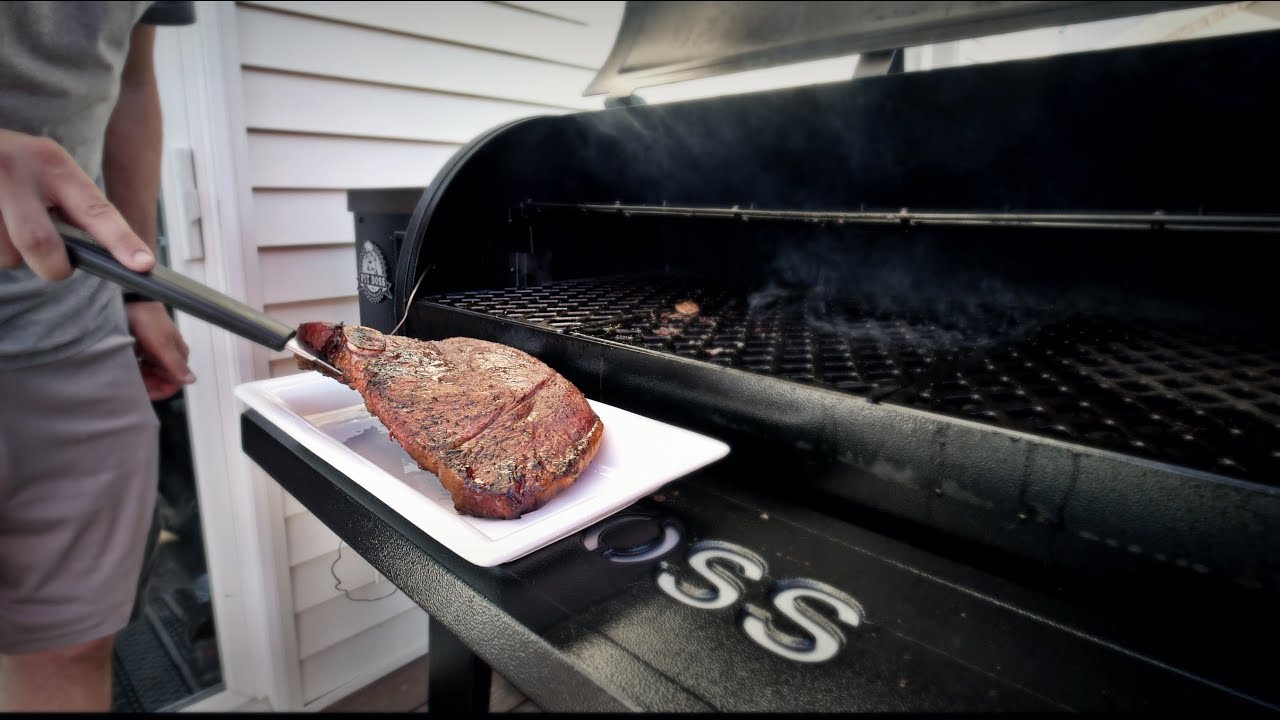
[586, 0, 1221, 97]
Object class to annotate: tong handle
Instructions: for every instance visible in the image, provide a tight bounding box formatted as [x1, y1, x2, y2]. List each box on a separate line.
[59, 221, 296, 351]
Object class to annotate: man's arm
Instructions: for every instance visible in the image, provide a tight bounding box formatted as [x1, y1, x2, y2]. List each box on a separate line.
[104, 24, 163, 259]
[104, 23, 195, 400]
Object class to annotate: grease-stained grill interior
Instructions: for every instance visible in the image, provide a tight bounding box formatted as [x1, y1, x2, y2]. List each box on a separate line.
[429, 275, 1280, 485]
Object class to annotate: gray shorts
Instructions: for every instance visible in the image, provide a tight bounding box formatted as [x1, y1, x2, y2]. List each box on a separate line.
[0, 333, 158, 655]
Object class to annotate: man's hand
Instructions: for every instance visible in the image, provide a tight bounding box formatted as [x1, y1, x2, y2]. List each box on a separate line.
[0, 128, 155, 280]
[126, 301, 196, 401]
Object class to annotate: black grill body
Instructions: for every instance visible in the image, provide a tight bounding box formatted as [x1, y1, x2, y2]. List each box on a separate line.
[384, 29, 1280, 598]
[213, 22, 1280, 712]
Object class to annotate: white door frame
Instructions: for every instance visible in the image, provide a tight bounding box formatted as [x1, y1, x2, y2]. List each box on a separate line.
[152, 1, 302, 711]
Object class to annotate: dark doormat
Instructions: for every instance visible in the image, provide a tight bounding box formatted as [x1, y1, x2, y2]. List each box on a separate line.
[111, 554, 221, 713]
[111, 608, 190, 713]
[112, 392, 222, 712]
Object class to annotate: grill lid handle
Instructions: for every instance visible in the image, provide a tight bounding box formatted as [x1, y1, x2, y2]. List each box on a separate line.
[57, 219, 296, 351]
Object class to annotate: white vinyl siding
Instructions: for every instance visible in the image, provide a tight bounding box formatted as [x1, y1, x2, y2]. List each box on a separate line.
[299, 609, 430, 706]
[243, 1, 617, 68]
[242, 70, 563, 144]
[291, 548, 381, 613]
[253, 190, 356, 247]
[237, 4, 598, 108]
[245, 133, 460, 189]
[231, 0, 623, 706]
[501, 1, 623, 27]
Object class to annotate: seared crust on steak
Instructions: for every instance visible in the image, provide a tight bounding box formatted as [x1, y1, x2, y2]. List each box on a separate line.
[296, 322, 604, 519]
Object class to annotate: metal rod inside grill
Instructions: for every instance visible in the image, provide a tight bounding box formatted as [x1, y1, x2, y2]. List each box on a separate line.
[522, 202, 1280, 234]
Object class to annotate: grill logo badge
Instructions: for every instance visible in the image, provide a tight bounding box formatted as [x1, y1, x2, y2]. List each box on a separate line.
[358, 241, 392, 303]
[582, 514, 865, 664]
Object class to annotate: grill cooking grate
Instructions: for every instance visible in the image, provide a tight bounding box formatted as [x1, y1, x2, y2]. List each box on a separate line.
[427, 277, 1280, 484]
[435, 277, 1020, 391]
[901, 318, 1280, 481]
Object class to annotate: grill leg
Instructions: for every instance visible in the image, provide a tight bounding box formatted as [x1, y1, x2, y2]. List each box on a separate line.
[428, 616, 491, 713]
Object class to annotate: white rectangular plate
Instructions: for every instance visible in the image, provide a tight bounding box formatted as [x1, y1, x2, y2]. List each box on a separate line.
[235, 372, 730, 566]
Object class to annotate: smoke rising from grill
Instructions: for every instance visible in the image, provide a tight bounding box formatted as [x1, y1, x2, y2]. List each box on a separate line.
[741, 228, 1263, 355]
[546, 58, 1277, 353]
[743, 232, 1055, 353]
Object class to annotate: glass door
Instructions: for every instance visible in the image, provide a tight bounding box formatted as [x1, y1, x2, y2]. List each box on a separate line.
[110, 200, 223, 712]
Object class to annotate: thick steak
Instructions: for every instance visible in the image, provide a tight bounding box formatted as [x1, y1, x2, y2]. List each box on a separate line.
[296, 322, 604, 519]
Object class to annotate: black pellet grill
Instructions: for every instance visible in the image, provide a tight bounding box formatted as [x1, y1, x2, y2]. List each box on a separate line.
[247, 2, 1280, 712]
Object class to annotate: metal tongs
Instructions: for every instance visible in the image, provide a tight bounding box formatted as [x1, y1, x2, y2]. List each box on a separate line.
[56, 218, 342, 377]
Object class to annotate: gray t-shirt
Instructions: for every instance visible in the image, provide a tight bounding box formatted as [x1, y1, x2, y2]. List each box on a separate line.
[0, 1, 194, 370]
